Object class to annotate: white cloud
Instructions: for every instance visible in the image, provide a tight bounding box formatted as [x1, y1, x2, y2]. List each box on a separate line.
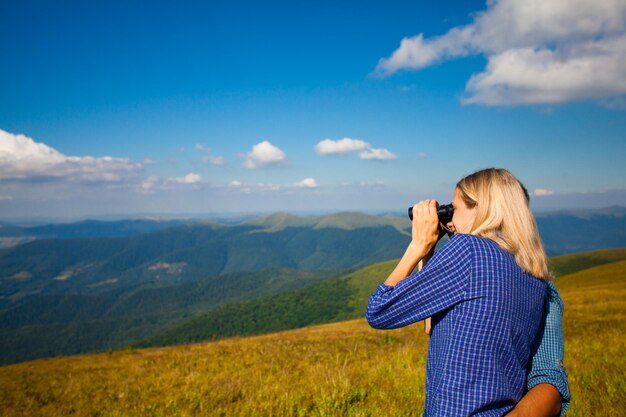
[204, 155, 225, 165]
[0, 195, 13, 201]
[463, 36, 626, 105]
[295, 178, 318, 188]
[0, 129, 142, 182]
[315, 138, 369, 155]
[374, 0, 626, 105]
[359, 180, 385, 187]
[534, 188, 555, 196]
[255, 182, 282, 191]
[140, 173, 202, 193]
[224, 178, 319, 193]
[358, 148, 397, 160]
[243, 141, 286, 169]
[141, 176, 160, 192]
[374, 29, 474, 76]
[417, 152, 427, 158]
[195, 144, 225, 165]
[315, 137, 396, 161]
[174, 173, 201, 184]
[226, 180, 251, 193]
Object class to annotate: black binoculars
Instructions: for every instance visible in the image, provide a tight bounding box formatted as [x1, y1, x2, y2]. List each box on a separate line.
[408, 203, 454, 225]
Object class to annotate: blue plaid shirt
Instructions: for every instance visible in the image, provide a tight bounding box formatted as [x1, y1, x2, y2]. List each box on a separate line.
[367, 234, 551, 416]
[527, 281, 570, 415]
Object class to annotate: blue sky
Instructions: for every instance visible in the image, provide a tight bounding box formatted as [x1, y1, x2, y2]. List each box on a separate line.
[1, 0, 625, 219]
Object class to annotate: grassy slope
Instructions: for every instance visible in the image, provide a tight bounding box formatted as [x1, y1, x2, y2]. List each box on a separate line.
[140, 248, 626, 348]
[548, 247, 626, 276]
[0, 253, 624, 416]
[556, 259, 626, 417]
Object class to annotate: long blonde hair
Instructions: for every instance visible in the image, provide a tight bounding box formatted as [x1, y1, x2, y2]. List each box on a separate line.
[456, 168, 552, 280]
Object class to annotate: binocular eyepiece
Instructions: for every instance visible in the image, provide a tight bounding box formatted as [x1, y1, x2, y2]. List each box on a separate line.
[408, 203, 454, 225]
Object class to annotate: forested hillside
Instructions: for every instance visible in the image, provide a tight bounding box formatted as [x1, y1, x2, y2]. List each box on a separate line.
[0, 222, 409, 301]
[139, 248, 626, 349]
[0, 216, 412, 364]
[0, 268, 342, 364]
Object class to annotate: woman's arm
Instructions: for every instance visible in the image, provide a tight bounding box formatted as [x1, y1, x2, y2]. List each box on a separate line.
[365, 214, 472, 329]
[506, 384, 562, 417]
[384, 200, 440, 287]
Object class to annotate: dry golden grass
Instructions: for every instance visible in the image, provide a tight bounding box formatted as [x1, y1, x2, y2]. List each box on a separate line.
[555, 259, 626, 416]
[1, 259, 624, 416]
[0, 320, 429, 417]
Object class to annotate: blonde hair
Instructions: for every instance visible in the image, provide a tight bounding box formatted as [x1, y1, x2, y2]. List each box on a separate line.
[456, 168, 552, 280]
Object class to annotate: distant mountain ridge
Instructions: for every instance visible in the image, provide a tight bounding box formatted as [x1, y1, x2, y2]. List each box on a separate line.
[534, 205, 626, 219]
[534, 206, 626, 254]
[0, 222, 409, 305]
[0, 219, 196, 249]
[0, 218, 200, 237]
[244, 211, 410, 234]
[1, 205, 623, 241]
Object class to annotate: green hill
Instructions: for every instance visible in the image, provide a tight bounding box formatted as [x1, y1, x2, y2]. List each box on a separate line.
[549, 247, 626, 276]
[140, 248, 626, 348]
[0, 222, 409, 304]
[0, 268, 343, 364]
[0, 253, 623, 417]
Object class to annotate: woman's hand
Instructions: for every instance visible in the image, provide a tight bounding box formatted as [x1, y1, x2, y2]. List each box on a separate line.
[410, 200, 441, 254]
[383, 199, 441, 287]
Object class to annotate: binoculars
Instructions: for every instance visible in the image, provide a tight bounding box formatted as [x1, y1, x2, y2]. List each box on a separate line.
[408, 203, 454, 225]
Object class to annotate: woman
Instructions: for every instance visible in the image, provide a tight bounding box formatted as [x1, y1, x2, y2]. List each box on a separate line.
[366, 168, 568, 416]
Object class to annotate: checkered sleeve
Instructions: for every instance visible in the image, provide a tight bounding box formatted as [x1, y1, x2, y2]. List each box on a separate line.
[366, 234, 473, 329]
[527, 281, 571, 415]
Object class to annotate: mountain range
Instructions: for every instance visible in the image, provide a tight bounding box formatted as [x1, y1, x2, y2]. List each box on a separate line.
[0, 207, 625, 364]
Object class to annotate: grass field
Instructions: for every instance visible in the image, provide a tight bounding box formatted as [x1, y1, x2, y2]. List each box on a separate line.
[0, 251, 624, 416]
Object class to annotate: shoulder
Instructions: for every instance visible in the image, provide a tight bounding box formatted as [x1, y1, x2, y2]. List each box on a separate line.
[546, 280, 560, 297]
[442, 233, 498, 256]
[428, 234, 477, 268]
[443, 233, 481, 249]
[436, 233, 475, 257]
[433, 233, 502, 261]
[431, 234, 511, 268]
[545, 281, 564, 311]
